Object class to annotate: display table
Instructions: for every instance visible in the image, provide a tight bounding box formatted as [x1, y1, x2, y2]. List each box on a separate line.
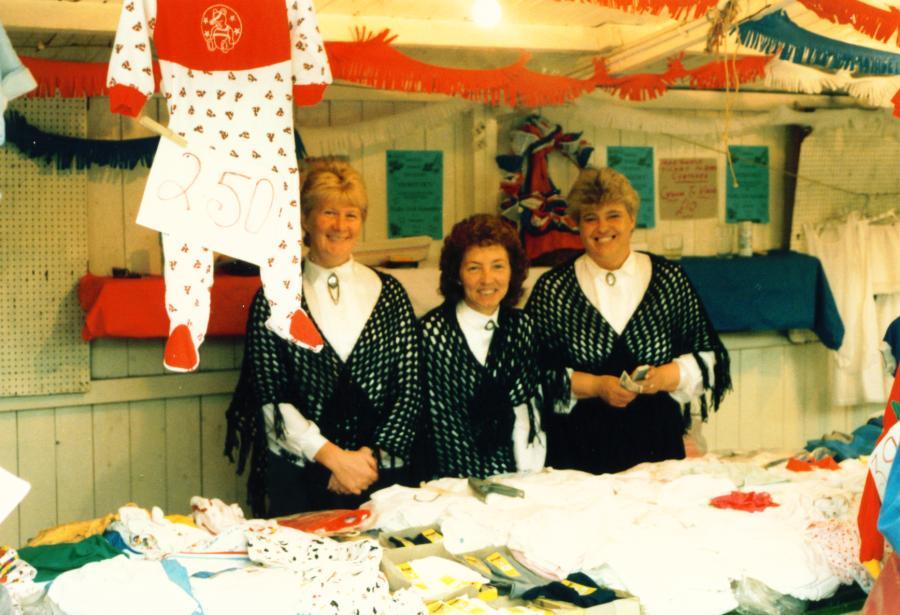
[78, 273, 259, 340]
[78, 251, 844, 349]
[678, 250, 843, 350]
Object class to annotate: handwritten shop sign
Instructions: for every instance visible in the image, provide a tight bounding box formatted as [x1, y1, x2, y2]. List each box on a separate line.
[658, 158, 718, 221]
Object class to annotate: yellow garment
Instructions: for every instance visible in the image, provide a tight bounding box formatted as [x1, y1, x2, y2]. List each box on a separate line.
[26, 513, 118, 547]
[164, 514, 197, 528]
[27, 505, 196, 547]
[863, 559, 882, 580]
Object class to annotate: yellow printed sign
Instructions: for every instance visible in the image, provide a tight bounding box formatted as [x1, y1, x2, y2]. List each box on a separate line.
[485, 552, 520, 577]
[462, 555, 492, 576]
[423, 528, 444, 543]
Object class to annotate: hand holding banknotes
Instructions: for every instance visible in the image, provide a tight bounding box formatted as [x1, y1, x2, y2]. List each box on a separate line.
[619, 365, 651, 393]
[621, 363, 681, 395]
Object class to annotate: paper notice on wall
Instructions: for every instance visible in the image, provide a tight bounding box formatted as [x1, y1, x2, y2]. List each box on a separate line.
[0, 466, 30, 524]
[658, 158, 718, 220]
[387, 150, 443, 240]
[137, 138, 294, 266]
[726, 145, 770, 223]
[607, 146, 655, 229]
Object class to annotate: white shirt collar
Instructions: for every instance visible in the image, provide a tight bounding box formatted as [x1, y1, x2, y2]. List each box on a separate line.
[304, 257, 355, 284]
[456, 300, 499, 332]
[583, 250, 638, 280]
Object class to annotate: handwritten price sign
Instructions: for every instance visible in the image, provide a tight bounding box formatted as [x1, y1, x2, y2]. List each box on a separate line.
[658, 158, 718, 221]
[137, 139, 292, 265]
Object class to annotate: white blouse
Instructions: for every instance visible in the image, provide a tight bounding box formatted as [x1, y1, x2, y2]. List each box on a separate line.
[456, 301, 547, 472]
[573, 252, 715, 404]
[263, 257, 381, 465]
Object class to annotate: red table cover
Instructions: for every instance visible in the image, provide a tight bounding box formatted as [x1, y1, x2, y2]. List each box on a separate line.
[78, 273, 261, 340]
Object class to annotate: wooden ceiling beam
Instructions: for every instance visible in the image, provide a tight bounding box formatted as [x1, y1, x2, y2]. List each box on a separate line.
[0, 0, 627, 53]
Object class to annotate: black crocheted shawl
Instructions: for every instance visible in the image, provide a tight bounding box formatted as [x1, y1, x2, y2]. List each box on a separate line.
[224, 270, 422, 515]
[526, 254, 731, 424]
[420, 302, 570, 479]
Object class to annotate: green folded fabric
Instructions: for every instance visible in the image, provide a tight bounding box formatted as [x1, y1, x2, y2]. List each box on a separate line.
[17, 534, 123, 582]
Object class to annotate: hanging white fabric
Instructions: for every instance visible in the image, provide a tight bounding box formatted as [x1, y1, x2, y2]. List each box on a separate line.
[803, 212, 888, 406]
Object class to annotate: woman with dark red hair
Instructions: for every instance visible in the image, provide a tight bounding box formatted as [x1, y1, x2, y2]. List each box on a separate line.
[420, 214, 569, 479]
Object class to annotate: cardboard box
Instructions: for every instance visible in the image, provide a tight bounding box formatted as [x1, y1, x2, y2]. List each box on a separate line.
[381, 541, 481, 602]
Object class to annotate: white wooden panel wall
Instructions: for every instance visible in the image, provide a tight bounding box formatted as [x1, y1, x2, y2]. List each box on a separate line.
[0, 392, 246, 550]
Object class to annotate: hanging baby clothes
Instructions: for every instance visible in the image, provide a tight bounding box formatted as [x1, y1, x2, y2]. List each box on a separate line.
[804, 213, 886, 405]
[106, 0, 332, 371]
[0, 22, 37, 145]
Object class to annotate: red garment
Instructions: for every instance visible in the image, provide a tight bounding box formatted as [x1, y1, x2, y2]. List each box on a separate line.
[277, 509, 371, 534]
[858, 370, 900, 563]
[710, 491, 779, 512]
[786, 455, 841, 472]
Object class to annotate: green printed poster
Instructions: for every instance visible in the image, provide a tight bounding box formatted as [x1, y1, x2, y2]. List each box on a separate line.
[607, 146, 655, 228]
[726, 146, 769, 223]
[387, 150, 443, 239]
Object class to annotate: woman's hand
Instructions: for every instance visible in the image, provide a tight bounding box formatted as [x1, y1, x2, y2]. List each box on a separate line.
[572, 372, 636, 408]
[638, 362, 681, 394]
[315, 443, 378, 495]
[594, 375, 638, 407]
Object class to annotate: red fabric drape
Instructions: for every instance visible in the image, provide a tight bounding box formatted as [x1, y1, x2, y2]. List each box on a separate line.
[78, 273, 260, 340]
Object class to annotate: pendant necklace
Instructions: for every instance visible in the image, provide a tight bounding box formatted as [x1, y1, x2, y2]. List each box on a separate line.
[326, 273, 340, 305]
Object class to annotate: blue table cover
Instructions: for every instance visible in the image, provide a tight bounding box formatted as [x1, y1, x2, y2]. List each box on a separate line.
[679, 250, 844, 350]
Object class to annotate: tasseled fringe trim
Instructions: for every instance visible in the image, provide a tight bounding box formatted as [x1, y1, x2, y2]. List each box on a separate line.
[738, 11, 900, 76]
[22, 56, 161, 98]
[683, 344, 733, 429]
[848, 75, 900, 108]
[798, 0, 900, 46]
[18, 47, 770, 109]
[4, 110, 156, 170]
[687, 56, 772, 90]
[600, 56, 688, 102]
[552, 0, 718, 21]
[4, 109, 309, 170]
[763, 59, 849, 94]
[328, 29, 608, 107]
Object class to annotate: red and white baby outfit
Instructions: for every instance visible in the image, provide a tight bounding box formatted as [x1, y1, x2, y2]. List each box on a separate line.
[107, 0, 331, 370]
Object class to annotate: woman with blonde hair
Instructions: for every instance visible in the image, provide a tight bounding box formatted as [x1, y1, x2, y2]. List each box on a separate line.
[526, 167, 730, 475]
[226, 159, 422, 515]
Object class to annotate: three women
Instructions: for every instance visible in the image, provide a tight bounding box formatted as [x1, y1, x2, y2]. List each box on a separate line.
[229, 160, 731, 515]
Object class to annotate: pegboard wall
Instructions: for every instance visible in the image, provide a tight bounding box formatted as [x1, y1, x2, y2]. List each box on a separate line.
[0, 97, 89, 396]
[790, 117, 900, 251]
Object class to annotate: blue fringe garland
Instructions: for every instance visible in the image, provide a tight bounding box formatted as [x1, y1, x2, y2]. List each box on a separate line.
[737, 10, 900, 76]
[3, 110, 308, 170]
